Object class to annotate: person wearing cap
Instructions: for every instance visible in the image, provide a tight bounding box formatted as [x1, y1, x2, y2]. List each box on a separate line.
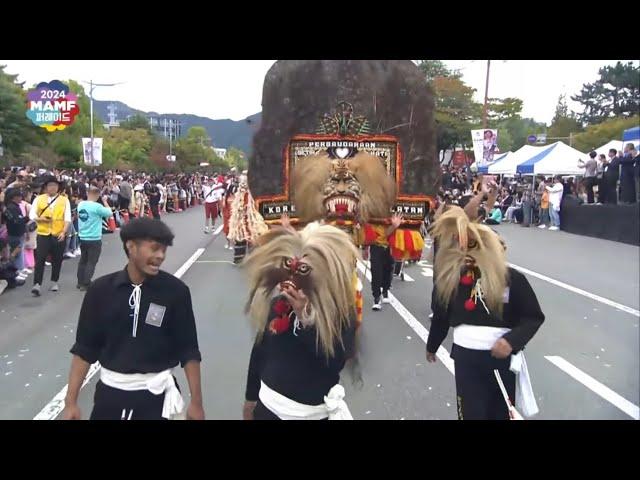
[29, 176, 71, 296]
[62, 218, 204, 420]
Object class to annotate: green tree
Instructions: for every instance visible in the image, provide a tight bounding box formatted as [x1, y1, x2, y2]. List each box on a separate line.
[571, 61, 640, 125]
[120, 114, 150, 131]
[186, 126, 211, 147]
[496, 117, 547, 151]
[0, 65, 44, 161]
[432, 75, 481, 154]
[417, 60, 461, 82]
[572, 115, 639, 152]
[547, 94, 583, 142]
[225, 147, 247, 170]
[487, 97, 523, 122]
[102, 127, 153, 170]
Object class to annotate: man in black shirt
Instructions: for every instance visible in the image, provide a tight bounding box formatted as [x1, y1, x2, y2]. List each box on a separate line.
[426, 207, 544, 420]
[63, 218, 204, 420]
[147, 178, 161, 220]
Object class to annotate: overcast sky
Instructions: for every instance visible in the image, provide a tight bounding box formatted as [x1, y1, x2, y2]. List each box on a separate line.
[1, 60, 635, 124]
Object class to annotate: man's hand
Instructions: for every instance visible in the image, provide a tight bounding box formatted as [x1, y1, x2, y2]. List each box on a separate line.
[280, 213, 292, 230]
[391, 213, 403, 229]
[281, 285, 308, 319]
[186, 401, 205, 420]
[243, 401, 257, 420]
[57, 232, 66, 242]
[426, 351, 437, 363]
[62, 402, 82, 420]
[491, 338, 513, 359]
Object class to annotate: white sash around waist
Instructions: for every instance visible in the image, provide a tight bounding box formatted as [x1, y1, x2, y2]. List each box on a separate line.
[258, 381, 353, 420]
[100, 367, 185, 420]
[453, 325, 539, 418]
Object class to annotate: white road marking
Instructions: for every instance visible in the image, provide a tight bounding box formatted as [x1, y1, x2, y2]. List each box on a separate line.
[509, 263, 639, 318]
[356, 261, 455, 375]
[34, 248, 206, 420]
[173, 248, 206, 279]
[545, 356, 639, 420]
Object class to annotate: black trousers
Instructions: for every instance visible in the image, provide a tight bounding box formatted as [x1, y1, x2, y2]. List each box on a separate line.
[150, 203, 160, 220]
[584, 177, 596, 204]
[90, 380, 176, 420]
[118, 196, 130, 212]
[34, 234, 65, 285]
[604, 180, 618, 204]
[370, 244, 394, 299]
[451, 344, 516, 420]
[233, 241, 247, 264]
[77, 240, 102, 287]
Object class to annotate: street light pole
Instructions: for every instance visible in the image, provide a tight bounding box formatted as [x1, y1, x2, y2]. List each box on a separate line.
[83, 80, 124, 166]
[90, 80, 94, 166]
[482, 60, 491, 129]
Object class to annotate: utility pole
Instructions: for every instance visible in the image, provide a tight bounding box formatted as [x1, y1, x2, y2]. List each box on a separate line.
[83, 80, 123, 165]
[482, 60, 491, 129]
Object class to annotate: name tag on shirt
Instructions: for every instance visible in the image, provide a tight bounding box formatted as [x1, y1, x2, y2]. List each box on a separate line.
[145, 303, 166, 327]
[502, 287, 510, 303]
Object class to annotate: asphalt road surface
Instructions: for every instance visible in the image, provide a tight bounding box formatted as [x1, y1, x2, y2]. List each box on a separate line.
[1, 206, 637, 420]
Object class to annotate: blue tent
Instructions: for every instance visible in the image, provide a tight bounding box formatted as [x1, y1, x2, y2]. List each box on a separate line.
[516, 143, 558, 174]
[622, 126, 640, 146]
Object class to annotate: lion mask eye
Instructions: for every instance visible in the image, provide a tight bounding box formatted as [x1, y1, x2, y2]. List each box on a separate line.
[297, 263, 311, 275]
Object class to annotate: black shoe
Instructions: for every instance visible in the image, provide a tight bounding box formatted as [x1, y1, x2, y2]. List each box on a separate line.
[78, 285, 88, 291]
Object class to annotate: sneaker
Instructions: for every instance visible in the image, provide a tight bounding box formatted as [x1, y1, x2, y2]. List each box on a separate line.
[50, 283, 59, 292]
[382, 292, 391, 304]
[31, 284, 41, 296]
[64, 252, 76, 259]
[77, 285, 88, 292]
[21, 268, 33, 275]
[45, 261, 52, 266]
[372, 298, 382, 311]
[538, 224, 546, 229]
[15, 278, 26, 287]
[204, 227, 209, 234]
[549, 226, 559, 231]
[74, 248, 82, 256]
[16, 274, 28, 281]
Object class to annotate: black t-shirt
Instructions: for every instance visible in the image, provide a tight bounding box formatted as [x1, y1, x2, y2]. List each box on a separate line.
[427, 267, 545, 354]
[148, 186, 160, 206]
[3, 202, 29, 236]
[70, 268, 201, 373]
[245, 296, 356, 405]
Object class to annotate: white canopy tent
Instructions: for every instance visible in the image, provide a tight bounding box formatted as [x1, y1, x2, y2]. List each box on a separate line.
[486, 144, 550, 175]
[516, 141, 590, 176]
[594, 140, 624, 157]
